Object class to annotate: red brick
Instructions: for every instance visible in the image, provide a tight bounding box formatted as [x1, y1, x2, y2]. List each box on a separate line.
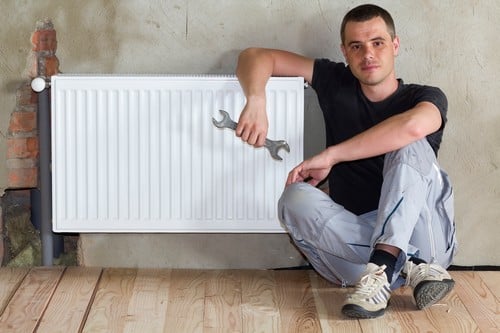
[45, 56, 60, 76]
[8, 111, 37, 133]
[7, 138, 39, 159]
[31, 30, 57, 52]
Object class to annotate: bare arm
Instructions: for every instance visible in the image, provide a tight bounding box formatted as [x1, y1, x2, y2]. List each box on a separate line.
[287, 101, 443, 185]
[235, 47, 314, 146]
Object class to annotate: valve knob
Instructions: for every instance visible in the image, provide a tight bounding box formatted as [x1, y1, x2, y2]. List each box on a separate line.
[31, 77, 47, 92]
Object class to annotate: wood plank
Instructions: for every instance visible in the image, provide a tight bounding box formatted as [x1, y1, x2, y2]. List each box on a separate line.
[0, 267, 64, 333]
[82, 268, 137, 333]
[36, 267, 102, 333]
[478, 271, 500, 298]
[204, 270, 242, 333]
[388, 284, 480, 333]
[383, 286, 442, 333]
[122, 268, 172, 333]
[308, 271, 362, 333]
[379, 286, 437, 333]
[163, 269, 206, 333]
[451, 271, 499, 333]
[274, 270, 321, 333]
[240, 269, 280, 333]
[0, 267, 29, 316]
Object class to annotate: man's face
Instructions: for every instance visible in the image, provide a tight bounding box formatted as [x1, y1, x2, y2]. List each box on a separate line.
[341, 16, 399, 88]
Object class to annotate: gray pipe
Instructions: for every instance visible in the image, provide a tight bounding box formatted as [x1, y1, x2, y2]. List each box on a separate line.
[37, 79, 53, 266]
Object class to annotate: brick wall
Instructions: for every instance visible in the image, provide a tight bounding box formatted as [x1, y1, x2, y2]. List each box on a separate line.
[2, 19, 66, 266]
[6, 19, 60, 189]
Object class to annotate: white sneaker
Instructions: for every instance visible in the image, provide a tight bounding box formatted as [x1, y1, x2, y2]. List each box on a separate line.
[341, 263, 391, 318]
[403, 261, 455, 309]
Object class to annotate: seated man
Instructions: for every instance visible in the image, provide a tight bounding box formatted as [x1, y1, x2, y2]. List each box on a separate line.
[235, 3, 457, 318]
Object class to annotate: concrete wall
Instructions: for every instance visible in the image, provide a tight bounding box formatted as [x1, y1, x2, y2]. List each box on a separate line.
[1, 1, 498, 267]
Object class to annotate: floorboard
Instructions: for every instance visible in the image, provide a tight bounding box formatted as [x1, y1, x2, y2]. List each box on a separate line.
[0, 267, 64, 333]
[204, 270, 242, 332]
[37, 267, 101, 333]
[0, 267, 497, 333]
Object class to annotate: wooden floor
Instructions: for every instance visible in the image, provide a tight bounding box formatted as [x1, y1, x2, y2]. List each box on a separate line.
[0, 267, 497, 333]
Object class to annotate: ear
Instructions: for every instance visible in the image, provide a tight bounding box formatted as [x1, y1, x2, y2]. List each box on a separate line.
[392, 36, 400, 56]
[341, 43, 348, 61]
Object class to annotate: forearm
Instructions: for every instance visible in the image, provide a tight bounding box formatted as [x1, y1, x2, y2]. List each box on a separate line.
[236, 47, 315, 96]
[324, 103, 442, 165]
[236, 48, 274, 100]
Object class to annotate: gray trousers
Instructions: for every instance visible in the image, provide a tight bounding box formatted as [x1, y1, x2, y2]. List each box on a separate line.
[278, 139, 457, 287]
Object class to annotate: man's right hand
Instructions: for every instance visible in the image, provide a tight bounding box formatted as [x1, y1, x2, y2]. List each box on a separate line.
[235, 95, 268, 147]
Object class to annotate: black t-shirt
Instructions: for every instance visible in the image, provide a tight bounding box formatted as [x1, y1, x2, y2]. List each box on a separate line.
[311, 58, 448, 215]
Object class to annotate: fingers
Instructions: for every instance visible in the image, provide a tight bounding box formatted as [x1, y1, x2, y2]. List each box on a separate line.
[286, 170, 321, 187]
[236, 100, 268, 147]
[236, 121, 267, 147]
[306, 178, 320, 187]
[286, 158, 331, 187]
[286, 164, 306, 185]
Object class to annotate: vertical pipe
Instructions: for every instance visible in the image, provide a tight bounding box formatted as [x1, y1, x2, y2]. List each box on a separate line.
[31, 189, 64, 264]
[37, 80, 54, 266]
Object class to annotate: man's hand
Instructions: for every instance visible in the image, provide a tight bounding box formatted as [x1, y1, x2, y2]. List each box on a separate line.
[235, 96, 268, 147]
[286, 150, 334, 186]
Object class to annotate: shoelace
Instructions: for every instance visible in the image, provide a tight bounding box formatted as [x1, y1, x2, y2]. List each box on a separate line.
[352, 265, 387, 297]
[404, 263, 442, 288]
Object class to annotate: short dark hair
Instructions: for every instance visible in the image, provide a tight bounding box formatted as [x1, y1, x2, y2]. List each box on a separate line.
[340, 4, 396, 44]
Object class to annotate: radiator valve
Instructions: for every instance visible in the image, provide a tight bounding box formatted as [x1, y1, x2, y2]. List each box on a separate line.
[31, 77, 49, 92]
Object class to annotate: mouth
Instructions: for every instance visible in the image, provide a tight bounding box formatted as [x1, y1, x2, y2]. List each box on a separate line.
[361, 63, 379, 72]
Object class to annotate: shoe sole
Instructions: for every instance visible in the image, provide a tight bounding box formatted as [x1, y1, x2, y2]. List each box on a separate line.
[341, 304, 386, 319]
[414, 279, 455, 310]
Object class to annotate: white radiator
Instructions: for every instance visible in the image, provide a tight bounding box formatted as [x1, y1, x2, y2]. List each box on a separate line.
[51, 75, 304, 232]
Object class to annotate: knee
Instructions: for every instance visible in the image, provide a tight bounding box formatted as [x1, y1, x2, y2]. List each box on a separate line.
[277, 183, 313, 239]
[278, 182, 331, 227]
[278, 183, 311, 213]
[384, 139, 435, 175]
[278, 183, 311, 226]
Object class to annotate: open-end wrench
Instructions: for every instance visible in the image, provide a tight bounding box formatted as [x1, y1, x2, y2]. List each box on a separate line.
[212, 109, 290, 161]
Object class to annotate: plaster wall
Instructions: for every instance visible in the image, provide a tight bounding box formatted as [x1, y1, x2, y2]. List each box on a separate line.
[1, 0, 498, 267]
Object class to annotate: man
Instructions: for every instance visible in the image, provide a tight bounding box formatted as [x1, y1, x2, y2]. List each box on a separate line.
[235, 4, 457, 319]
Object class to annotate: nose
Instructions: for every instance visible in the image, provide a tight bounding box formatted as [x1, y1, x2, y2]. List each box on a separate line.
[363, 45, 374, 60]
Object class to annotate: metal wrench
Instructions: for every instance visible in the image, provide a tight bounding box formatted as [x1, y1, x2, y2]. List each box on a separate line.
[212, 109, 290, 161]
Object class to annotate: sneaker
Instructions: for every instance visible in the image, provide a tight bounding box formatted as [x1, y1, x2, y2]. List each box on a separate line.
[341, 263, 391, 319]
[403, 261, 455, 309]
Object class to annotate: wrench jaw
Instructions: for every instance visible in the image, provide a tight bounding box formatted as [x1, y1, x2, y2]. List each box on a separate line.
[269, 152, 284, 161]
[212, 110, 230, 129]
[212, 117, 224, 128]
[266, 140, 290, 161]
[212, 110, 237, 130]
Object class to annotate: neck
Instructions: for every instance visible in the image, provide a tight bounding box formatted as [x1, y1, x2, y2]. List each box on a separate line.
[360, 76, 399, 102]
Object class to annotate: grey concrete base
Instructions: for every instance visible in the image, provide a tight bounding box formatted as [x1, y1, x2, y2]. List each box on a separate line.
[79, 233, 308, 269]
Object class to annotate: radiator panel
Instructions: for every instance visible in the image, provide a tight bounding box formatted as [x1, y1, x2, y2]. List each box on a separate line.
[51, 75, 304, 232]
